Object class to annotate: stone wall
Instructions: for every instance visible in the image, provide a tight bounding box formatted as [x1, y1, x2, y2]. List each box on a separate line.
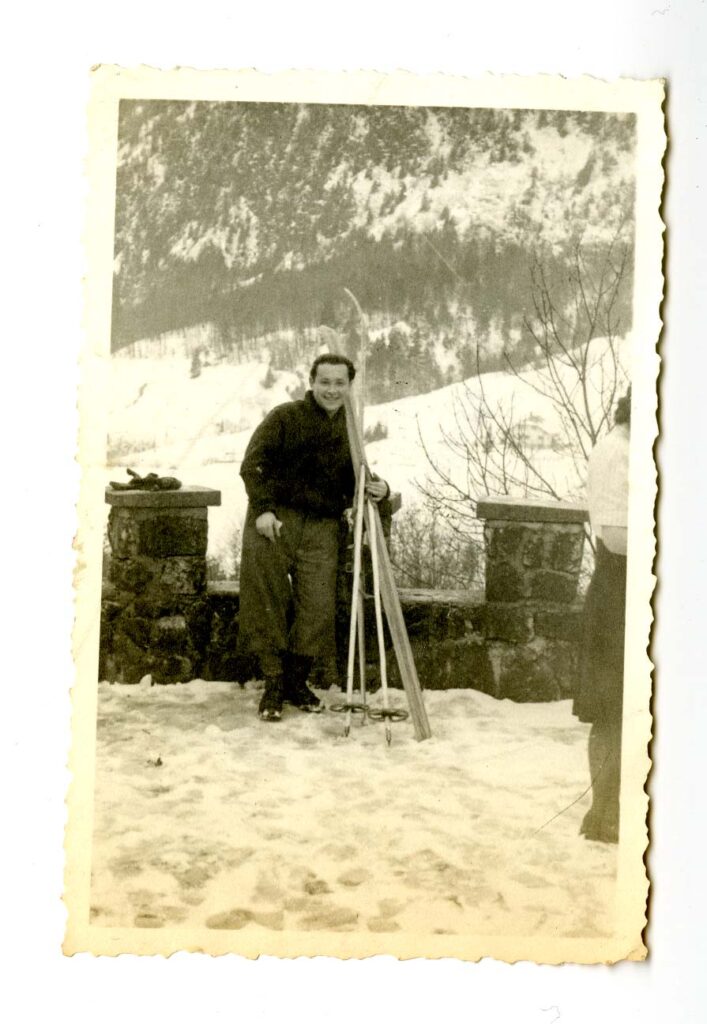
[185, 584, 583, 702]
[99, 488, 589, 702]
[391, 588, 583, 701]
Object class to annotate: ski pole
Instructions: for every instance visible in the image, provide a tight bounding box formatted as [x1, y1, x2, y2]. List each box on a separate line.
[356, 588, 367, 723]
[343, 467, 367, 737]
[365, 498, 391, 745]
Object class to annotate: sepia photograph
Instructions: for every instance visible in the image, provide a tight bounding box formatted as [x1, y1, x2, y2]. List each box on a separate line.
[66, 68, 663, 962]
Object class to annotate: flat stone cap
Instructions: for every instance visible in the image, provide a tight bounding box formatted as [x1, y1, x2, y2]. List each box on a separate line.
[207, 580, 240, 598]
[476, 495, 588, 524]
[105, 485, 222, 508]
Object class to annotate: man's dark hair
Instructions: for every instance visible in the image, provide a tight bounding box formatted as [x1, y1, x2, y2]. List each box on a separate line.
[309, 353, 356, 383]
[614, 385, 631, 426]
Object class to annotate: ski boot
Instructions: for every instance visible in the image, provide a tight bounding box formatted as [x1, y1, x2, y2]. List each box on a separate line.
[258, 674, 284, 722]
[256, 655, 282, 720]
[284, 654, 323, 713]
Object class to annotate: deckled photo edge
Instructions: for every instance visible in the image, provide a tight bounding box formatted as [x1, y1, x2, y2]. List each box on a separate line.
[65, 68, 664, 962]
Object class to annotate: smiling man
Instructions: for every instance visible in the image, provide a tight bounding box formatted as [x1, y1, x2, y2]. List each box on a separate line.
[238, 353, 388, 721]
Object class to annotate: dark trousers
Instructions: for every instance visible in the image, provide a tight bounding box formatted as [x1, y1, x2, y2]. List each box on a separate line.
[575, 539, 627, 843]
[238, 507, 340, 668]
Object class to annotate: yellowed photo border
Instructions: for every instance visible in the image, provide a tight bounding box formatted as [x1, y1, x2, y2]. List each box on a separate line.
[66, 67, 663, 961]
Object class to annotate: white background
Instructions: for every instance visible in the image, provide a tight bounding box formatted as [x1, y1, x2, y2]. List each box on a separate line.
[2, 1, 704, 1020]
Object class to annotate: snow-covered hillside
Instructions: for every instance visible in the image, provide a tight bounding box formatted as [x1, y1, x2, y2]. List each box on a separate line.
[113, 104, 635, 359]
[359, 119, 628, 250]
[106, 335, 630, 576]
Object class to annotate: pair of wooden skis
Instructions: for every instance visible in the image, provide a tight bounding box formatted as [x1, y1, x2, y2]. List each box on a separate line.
[335, 289, 432, 743]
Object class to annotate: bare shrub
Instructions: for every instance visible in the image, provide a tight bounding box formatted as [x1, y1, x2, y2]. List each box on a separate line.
[417, 229, 632, 566]
[390, 501, 484, 591]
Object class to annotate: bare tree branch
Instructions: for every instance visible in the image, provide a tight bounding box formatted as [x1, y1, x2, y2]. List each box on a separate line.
[416, 233, 631, 546]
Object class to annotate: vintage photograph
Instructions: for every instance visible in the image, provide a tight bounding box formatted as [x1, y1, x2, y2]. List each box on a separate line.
[66, 69, 663, 961]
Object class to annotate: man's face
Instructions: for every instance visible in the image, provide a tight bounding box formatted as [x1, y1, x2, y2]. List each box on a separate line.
[310, 363, 351, 416]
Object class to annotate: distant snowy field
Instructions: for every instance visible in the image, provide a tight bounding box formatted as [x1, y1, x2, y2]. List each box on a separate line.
[90, 679, 617, 939]
[106, 333, 630, 575]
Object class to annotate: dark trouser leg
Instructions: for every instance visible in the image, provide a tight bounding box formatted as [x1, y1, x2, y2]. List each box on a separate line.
[238, 511, 296, 660]
[238, 511, 299, 721]
[289, 517, 339, 656]
[582, 718, 622, 843]
[284, 518, 339, 711]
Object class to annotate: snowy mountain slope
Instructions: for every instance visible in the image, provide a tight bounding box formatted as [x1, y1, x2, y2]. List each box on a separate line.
[112, 103, 635, 361]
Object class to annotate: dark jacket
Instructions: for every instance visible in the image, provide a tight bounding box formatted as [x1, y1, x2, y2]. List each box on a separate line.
[240, 391, 356, 519]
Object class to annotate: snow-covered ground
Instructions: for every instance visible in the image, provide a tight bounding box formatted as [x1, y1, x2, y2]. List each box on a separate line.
[90, 679, 617, 939]
[97, 342, 626, 939]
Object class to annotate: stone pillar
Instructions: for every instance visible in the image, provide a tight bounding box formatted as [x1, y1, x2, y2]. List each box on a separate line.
[102, 486, 221, 685]
[477, 496, 588, 604]
[475, 495, 588, 701]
